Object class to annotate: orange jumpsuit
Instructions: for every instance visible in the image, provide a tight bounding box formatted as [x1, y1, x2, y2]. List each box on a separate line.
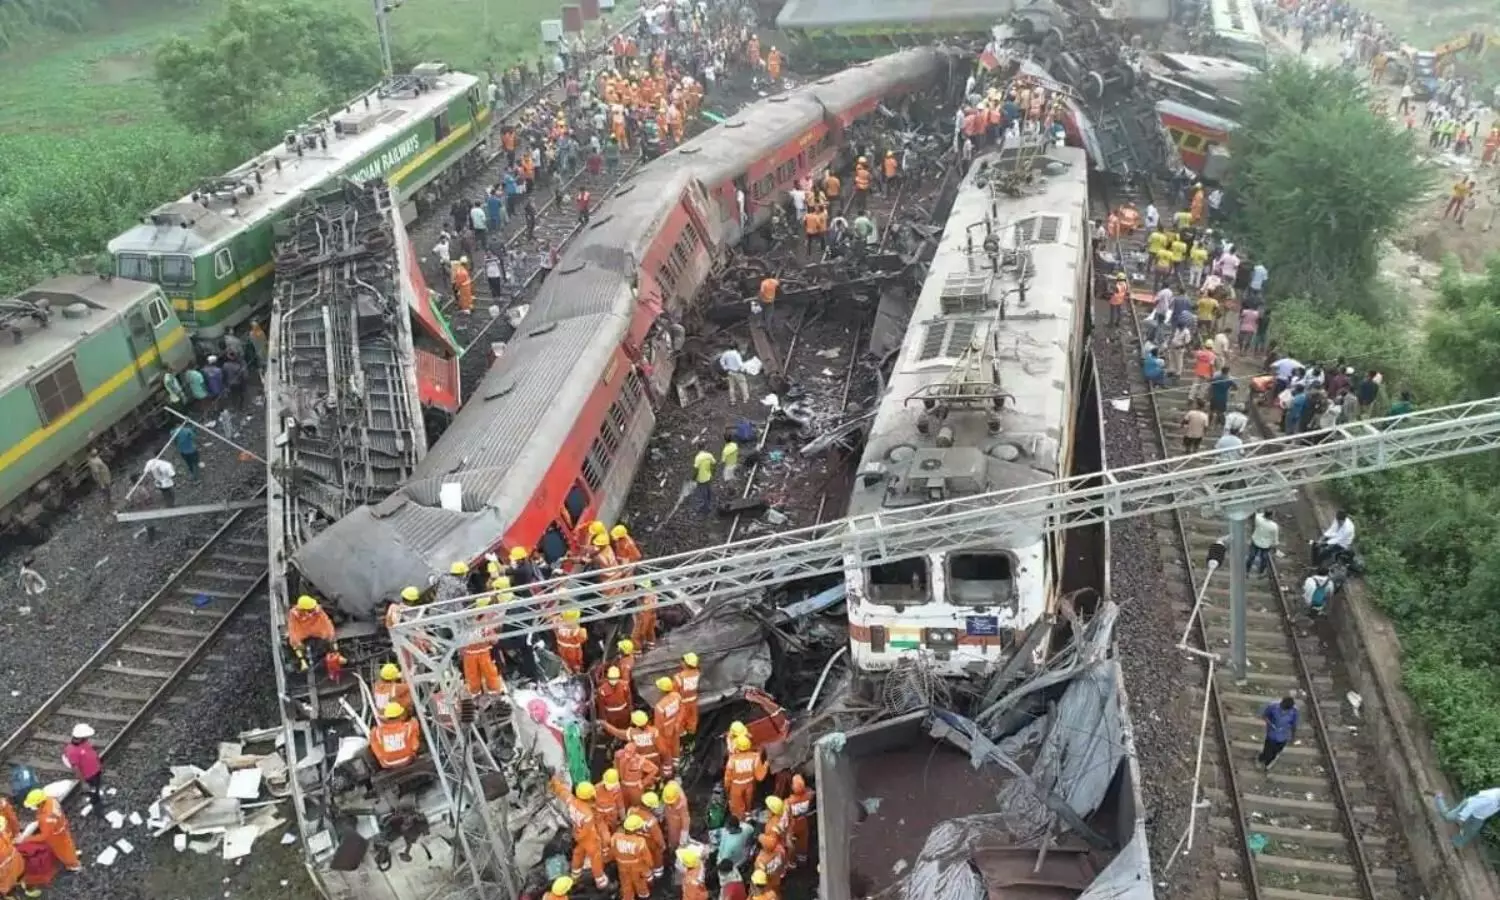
[673, 665, 700, 735]
[787, 782, 816, 864]
[767, 50, 782, 81]
[754, 835, 787, 891]
[372, 680, 413, 715]
[1190, 189, 1205, 224]
[453, 265, 475, 312]
[606, 721, 664, 775]
[0, 797, 17, 839]
[613, 828, 652, 900]
[551, 779, 609, 887]
[681, 860, 708, 900]
[36, 796, 79, 870]
[631, 590, 658, 647]
[461, 625, 502, 695]
[627, 805, 666, 876]
[614, 745, 660, 806]
[555, 622, 587, 673]
[597, 676, 633, 730]
[652, 689, 684, 776]
[662, 790, 690, 849]
[724, 747, 768, 819]
[370, 718, 421, 768]
[613, 535, 643, 565]
[287, 607, 335, 651]
[0, 828, 21, 897]
[596, 780, 626, 831]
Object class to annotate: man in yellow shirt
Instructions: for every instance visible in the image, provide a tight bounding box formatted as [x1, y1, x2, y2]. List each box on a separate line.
[692, 443, 716, 514]
[1153, 246, 1175, 291]
[1195, 293, 1220, 339]
[1147, 228, 1168, 257]
[1172, 208, 1193, 231]
[1188, 242, 1210, 288]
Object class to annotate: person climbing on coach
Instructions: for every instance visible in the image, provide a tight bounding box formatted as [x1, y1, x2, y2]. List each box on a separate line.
[287, 595, 338, 673]
[370, 703, 421, 769]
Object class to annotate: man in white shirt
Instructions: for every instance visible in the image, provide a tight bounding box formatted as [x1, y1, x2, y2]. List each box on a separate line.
[1313, 510, 1355, 566]
[1248, 510, 1279, 575]
[1223, 409, 1249, 436]
[718, 345, 749, 404]
[1214, 425, 1244, 460]
[1303, 567, 1334, 614]
[1144, 204, 1159, 231]
[144, 457, 176, 505]
[1435, 787, 1500, 848]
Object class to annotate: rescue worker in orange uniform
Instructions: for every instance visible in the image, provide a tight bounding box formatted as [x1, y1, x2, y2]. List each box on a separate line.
[550, 778, 610, 889]
[543, 876, 575, 900]
[613, 639, 639, 685]
[631, 578, 658, 648]
[596, 768, 627, 831]
[766, 47, 783, 82]
[386, 585, 422, 631]
[370, 702, 422, 769]
[629, 792, 668, 879]
[660, 781, 691, 850]
[555, 609, 587, 673]
[373, 663, 412, 715]
[287, 595, 337, 672]
[597, 666, 633, 731]
[1118, 201, 1141, 235]
[612, 815, 653, 900]
[26, 789, 80, 871]
[652, 677, 684, 777]
[822, 170, 840, 202]
[452, 257, 475, 313]
[573, 519, 606, 555]
[613, 735, 661, 806]
[677, 846, 708, 900]
[605, 710, 664, 776]
[0, 825, 22, 899]
[673, 653, 701, 737]
[786, 773, 816, 865]
[749, 869, 777, 900]
[762, 795, 790, 848]
[1190, 183, 1206, 224]
[852, 158, 872, 214]
[882, 150, 899, 193]
[460, 596, 503, 696]
[611, 525, 643, 565]
[753, 832, 787, 891]
[0, 795, 18, 839]
[724, 734, 768, 820]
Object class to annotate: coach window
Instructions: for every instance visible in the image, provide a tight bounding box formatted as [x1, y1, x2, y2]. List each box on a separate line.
[160, 255, 194, 286]
[751, 174, 775, 200]
[435, 111, 451, 142]
[214, 248, 235, 280]
[866, 555, 930, 607]
[564, 480, 590, 523]
[146, 292, 173, 329]
[948, 552, 1016, 608]
[32, 360, 85, 426]
[117, 254, 152, 281]
[539, 523, 569, 563]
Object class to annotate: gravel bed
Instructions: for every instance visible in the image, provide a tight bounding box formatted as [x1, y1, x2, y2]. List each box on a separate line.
[1092, 311, 1216, 898]
[0, 394, 268, 742]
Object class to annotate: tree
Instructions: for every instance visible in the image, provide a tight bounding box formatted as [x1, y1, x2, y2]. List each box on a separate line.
[1426, 257, 1500, 397]
[1228, 61, 1433, 316]
[153, 0, 382, 147]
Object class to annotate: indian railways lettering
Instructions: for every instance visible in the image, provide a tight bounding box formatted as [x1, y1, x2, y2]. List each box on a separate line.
[347, 134, 423, 185]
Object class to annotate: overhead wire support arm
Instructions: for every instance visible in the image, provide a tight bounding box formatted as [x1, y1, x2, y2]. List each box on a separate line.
[390, 398, 1500, 653]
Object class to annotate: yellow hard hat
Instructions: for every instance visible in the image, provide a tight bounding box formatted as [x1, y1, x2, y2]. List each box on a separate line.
[752, 870, 769, 886]
[380, 663, 400, 681]
[450, 561, 469, 576]
[603, 768, 620, 785]
[23, 789, 46, 810]
[401, 586, 421, 603]
[611, 524, 629, 539]
[510, 546, 528, 562]
[656, 676, 674, 693]
[631, 710, 649, 727]
[383, 702, 405, 719]
[592, 532, 610, 547]
[562, 609, 582, 622]
[493, 575, 512, 591]
[624, 814, 644, 832]
[618, 639, 635, 655]
[575, 782, 596, 801]
[683, 652, 699, 668]
[677, 846, 701, 868]
[766, 795, 784, 814]
[642, 791, 661, 808]
[663, 781, 682, 803]
[607, 666, 622, 680]
[551, 875, 574, 896]
[734, 734, 751, 752]
[588, 520, 607, 535]
[475, 595, 492, 608]
[296, 595, 317, 611]
[730, 721, 748, 736]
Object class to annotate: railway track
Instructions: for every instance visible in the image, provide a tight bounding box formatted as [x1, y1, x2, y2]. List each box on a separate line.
[0, 495, 268, 785]
[1105, 215, 1407, 900]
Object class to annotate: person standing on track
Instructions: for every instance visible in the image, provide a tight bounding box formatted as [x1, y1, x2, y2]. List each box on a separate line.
[63, 724, 103, 807]
[172, 422, 201, 482]
[1258, 697, 1299, 770]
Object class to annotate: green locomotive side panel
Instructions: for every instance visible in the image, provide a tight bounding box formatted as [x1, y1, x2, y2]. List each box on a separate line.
[0, 280, 191, 514]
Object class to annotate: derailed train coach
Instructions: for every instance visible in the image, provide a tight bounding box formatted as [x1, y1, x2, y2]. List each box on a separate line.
[291, 48, 962, 623]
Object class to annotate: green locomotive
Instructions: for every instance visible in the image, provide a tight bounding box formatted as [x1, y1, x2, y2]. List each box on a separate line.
[0, 276, 194, 532]
[108, 63, 492, 341]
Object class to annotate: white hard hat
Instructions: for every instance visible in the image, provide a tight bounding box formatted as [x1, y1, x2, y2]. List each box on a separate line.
[72, 723, 95, 740]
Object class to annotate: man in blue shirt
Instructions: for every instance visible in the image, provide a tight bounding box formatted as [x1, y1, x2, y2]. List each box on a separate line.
[1259, 697, 1299, 769]
[173, 423, 201, 481]
[1207, 365, 1236, 428]
[1142, 348, 1167, 388]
